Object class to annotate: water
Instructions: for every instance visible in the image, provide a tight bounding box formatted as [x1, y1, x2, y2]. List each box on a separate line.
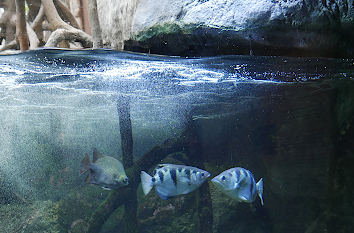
[0, 49, 353, 233]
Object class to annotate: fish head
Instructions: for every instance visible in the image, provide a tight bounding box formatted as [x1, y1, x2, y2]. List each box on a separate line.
[90, 165, 129, 189]
[113, 174, 129, 186]
[196, 170, 211, 182]
[211, 171, 235, 191]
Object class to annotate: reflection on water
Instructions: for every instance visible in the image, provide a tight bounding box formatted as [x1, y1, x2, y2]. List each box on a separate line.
[0, 49, 353, 233]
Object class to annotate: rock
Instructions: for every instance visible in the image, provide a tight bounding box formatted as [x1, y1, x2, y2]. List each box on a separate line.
[0, 201, 64, 233]
[97, 0, 354, 57]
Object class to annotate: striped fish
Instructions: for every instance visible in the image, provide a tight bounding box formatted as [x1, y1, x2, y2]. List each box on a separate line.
[211, 167, 264, 205]
[140, 164, 210, 200]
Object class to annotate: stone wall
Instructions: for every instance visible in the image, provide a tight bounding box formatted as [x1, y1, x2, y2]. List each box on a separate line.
[97, 0, 354, 57]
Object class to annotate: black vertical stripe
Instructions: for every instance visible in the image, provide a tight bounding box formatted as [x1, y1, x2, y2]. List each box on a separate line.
[250, 177, 254, 195]
[235, 169, 241, 180]
[170, 168, 177, 186]
[158, 171, 164, 182]
[184, 168, 191, 180]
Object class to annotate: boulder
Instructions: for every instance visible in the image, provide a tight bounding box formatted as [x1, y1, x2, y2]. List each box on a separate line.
[97, 0, 354, 57]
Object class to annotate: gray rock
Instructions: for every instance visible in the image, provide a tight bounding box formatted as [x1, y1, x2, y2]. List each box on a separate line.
[97, 0, 354, 57]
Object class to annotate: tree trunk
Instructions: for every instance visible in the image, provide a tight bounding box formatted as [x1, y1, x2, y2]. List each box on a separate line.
[3, 0, 16, 43]
[15, 0, 29, 51]
[87, 0, 103, 48]
[31, 4, 45, 43]
[117, 96, 137, 233]
[117, 97, 134, 168]
[26, 22, 40, 49]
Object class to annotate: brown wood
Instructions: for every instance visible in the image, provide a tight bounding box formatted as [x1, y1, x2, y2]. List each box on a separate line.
[15, 0, 29, 51]
[41, 0, 92, 47]
[86, 0, 102, 47]
[54, 0, 81, 29]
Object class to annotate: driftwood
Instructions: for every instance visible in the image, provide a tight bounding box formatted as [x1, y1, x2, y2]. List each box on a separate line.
[42, 0, 92, 48]
[87, 0, 103, 48]
[53, 0, 81, 29]
[15, 0, 29, 51]
[1, 0, 93, 52]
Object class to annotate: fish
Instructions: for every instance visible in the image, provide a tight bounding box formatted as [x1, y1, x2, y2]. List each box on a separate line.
[140, 164, 210, 200]
[80, 148, 129, 190]
[211, 167, 264, 205]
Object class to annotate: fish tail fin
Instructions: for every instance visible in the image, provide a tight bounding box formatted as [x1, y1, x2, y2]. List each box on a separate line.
[256, 178, 264, 206]
[141, 171, 154, 195]
[80, 153, 90, 175]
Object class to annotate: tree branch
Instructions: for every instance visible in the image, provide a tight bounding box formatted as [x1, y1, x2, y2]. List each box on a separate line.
[87, 0, 103, 48]
[31, 3, 45, 42]
[27, 23, 40, 49]
[0, 40, 17, 51]
[41, 0, 92, 47]
[15, 0, 29, 51]
[54, 0, 81, 29]
[45, 28, 92, 47]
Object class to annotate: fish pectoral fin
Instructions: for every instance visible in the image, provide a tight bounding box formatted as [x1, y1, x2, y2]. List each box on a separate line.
[156, 189, 169, 200]
[233, 182, 241, 190]
[233, 177, 247, 190]
[239, 195, 248, 202]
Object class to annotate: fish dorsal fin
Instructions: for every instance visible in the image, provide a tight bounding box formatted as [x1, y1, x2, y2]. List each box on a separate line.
[80, 153, 90, 175]
[93, 148, 104, 163]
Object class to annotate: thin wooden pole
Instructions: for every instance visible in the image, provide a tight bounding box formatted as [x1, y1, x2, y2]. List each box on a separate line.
[86, 0, 102, 48]
[117, 96, 136, 233]
[15, 0, 29, 51]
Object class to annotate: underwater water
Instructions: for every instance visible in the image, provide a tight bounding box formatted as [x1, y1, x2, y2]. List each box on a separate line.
[0, 49, 353, 233]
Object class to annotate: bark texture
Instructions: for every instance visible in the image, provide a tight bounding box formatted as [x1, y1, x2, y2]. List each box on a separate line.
[87, 0, 103, 48]
[15, 0, 29, 51]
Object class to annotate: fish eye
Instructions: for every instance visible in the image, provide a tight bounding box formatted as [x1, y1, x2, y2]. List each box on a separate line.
[221, 176, 226, 181]
[201, 173, 205, 177]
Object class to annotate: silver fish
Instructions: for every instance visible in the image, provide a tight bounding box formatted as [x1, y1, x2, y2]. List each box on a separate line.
[211, 167, 264, 205]
[141, 164, 210, 200]
[80, 148, 129, 190]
